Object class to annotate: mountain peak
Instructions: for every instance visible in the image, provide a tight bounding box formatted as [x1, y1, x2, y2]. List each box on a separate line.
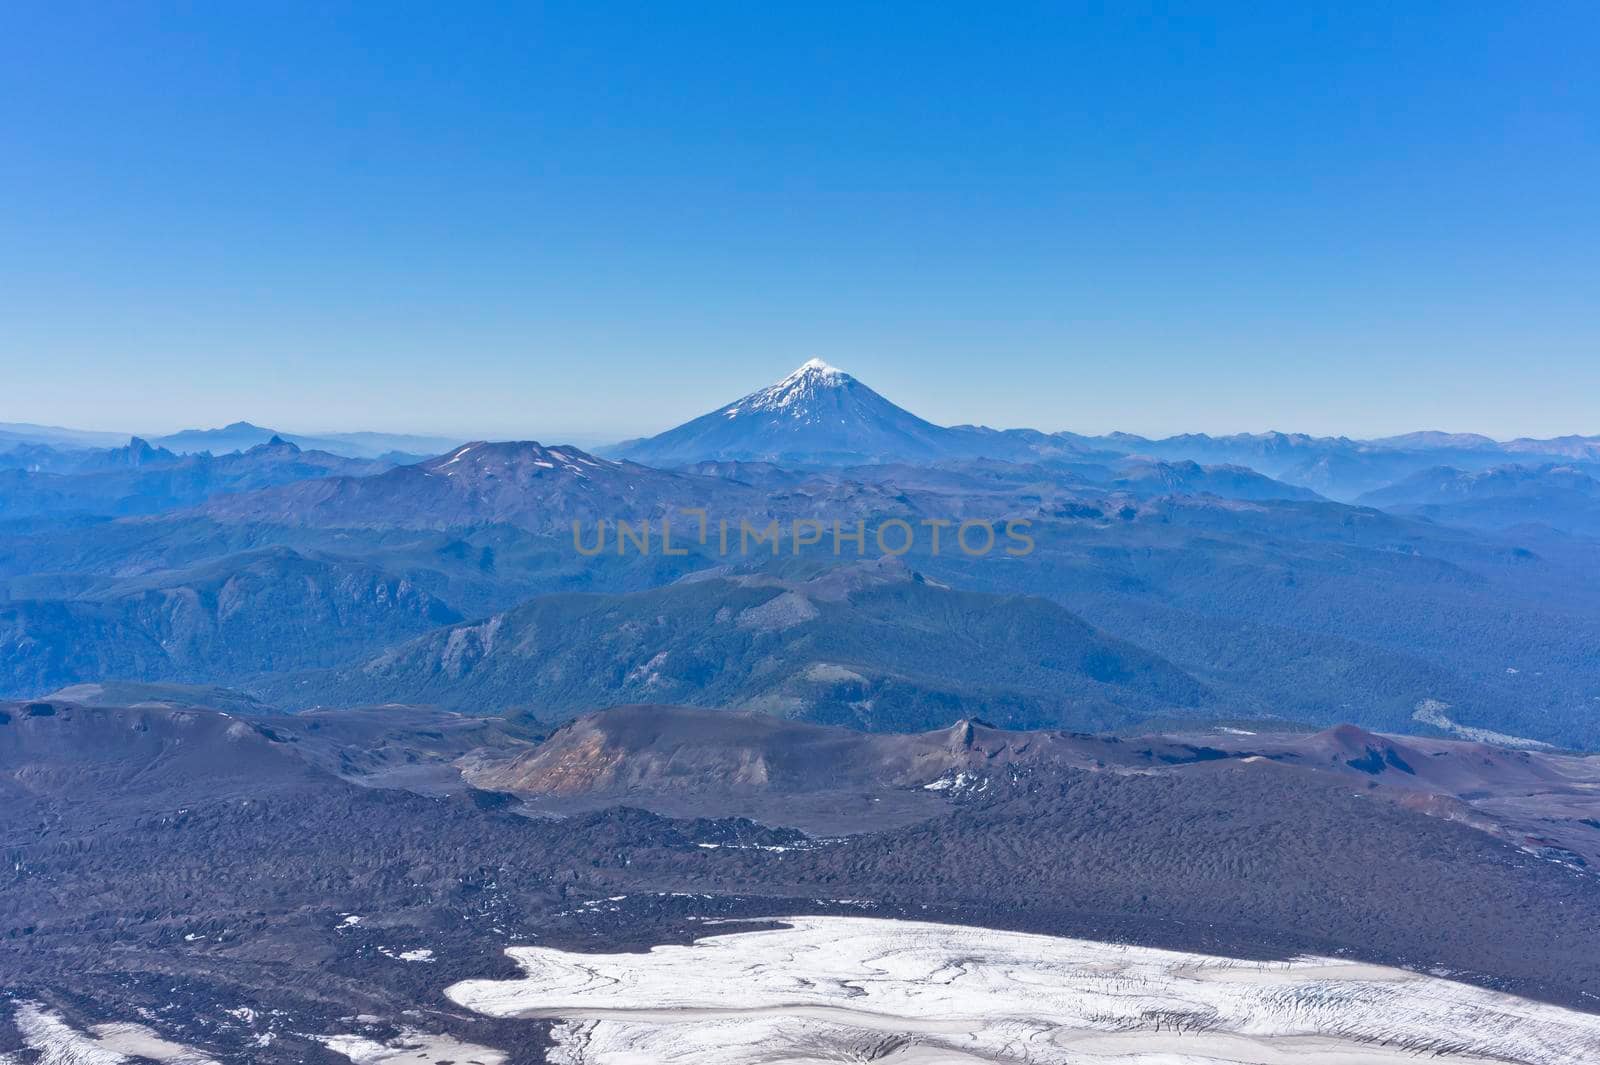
[721, 360, 855, 421]
[794, 357, 844, 376]
[93, 435, 179, 469]
[612, 359, 979, 465]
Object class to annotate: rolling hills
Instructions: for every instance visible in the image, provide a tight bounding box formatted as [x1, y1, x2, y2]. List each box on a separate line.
[264, 558, 1213, 730]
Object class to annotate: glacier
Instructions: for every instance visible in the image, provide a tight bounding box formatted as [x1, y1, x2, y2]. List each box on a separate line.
[445, 915, 1600, 1065]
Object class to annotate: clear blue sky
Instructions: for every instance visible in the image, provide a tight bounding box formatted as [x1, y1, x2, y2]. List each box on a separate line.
[2, 2, 1595, 442]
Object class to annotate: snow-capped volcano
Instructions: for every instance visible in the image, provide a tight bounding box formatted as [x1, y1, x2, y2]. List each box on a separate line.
[719, 358, 852, 420]
[613, 360, 990, 466]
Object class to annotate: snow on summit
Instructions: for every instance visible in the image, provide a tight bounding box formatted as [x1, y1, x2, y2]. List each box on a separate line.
[611, 359, 982, 465]
[721, 359, 852, 419]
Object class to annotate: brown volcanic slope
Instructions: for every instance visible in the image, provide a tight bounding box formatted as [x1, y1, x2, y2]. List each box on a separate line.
[1196, 722, 1600, 867]
[0, 699, 324, 813]
[464, 704, 1244, 793]
[462, 704, 1160, 832]
[465, 705, 1600, 858]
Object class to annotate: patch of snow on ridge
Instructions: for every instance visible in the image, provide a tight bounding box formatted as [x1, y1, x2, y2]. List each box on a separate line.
[12, 1002, 221, 1065]
[13, 1003, 128, 1065]
[435, 444, 476, 471]
[88, 1023, 222, 1065]
[444, 915, 1600, 1065]
[317, 1030, 506, 1065]
[922, 771, 988, 793]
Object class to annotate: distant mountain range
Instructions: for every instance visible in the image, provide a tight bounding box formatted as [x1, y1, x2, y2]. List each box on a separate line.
[4, 361, 1600, 748]
[149, 421, 462, 460]
[8, 368, 1596, 500]
[1097, 431, 1597, 500]
[0, 436, 396, 519]
[0, 421, 130, 450]
[0, 419, 460, 460]
[2, 432, 1598, 743]
[1359, 463, 1600, 536]
[608, 360, 1598, 501]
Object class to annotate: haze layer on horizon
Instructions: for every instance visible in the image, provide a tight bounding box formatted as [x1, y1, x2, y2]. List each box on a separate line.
[1, 3, 1596, 441]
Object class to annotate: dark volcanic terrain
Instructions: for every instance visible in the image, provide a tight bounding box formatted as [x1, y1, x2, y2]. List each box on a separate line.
[4, 698, 1599, 1063]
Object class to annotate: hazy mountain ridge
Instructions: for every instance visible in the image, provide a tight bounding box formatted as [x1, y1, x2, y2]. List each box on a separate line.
[4, 466, 1599, 743]
[0, 436, 396, 518]
[1096, 430, 1600, 500]
[1359, 463, 1600, 536]
[0, 421, 131, 450]
[151, 420, 462, 459]
[1106, 457, 1324, 500]
[0, 435, 179, 474]
[0, 547, 459, 695]
[0, 419, 461, 460]
[261, 559, 1213, 730]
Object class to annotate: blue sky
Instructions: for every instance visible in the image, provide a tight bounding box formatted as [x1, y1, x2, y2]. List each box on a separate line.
[1, 2, 1596, 441]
